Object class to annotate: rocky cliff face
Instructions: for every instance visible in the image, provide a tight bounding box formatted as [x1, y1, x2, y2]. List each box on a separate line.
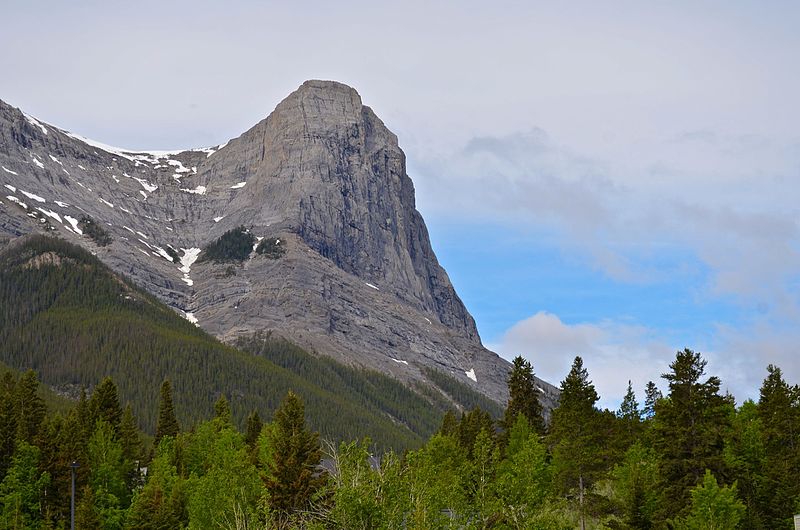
[0, 80, 558, 406]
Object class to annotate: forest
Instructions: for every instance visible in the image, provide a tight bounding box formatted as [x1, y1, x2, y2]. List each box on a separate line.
[1, 348, 799, 529]
[0, 235, 496, 451]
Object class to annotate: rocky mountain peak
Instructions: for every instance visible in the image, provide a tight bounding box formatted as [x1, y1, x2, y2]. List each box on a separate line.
[0, 81, 560, 406]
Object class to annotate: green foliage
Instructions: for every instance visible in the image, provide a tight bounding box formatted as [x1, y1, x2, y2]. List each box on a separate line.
[419, 366, 504, 418]
[670, 470, 745, 529]
[197, 226, 254, 263]
[0, 441, 50, 530]
[125, 437, 187, 529]
[255, 236, 286, 259]
[90, 376, 123, 434]
[501, 355, 545, 437]
[183, 420, 262, 530]
[78, 216, 112, 246]
[264, 391, 325, 520]
[609, 442, 660, 529]
[652, 349, 733, 522]
[154, 380, 179, 445]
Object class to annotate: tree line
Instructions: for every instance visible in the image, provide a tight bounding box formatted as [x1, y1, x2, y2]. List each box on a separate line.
[1, 348, 798, 529]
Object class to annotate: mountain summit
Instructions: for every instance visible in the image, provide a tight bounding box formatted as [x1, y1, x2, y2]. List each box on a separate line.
[0, 80, 557, 405]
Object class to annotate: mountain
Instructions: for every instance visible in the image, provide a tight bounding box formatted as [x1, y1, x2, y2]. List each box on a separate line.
[0, 234, 504, 450]
[0, 80, 558, 407]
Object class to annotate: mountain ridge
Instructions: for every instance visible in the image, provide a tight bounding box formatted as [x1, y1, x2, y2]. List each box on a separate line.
[0, 80, 559, 407]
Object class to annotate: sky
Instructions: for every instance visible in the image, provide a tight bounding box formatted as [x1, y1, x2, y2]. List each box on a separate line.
[2, 0, 799, 408]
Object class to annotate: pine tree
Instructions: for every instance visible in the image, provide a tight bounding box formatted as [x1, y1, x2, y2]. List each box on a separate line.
[265, 391, 325, 518]
[244, 410, 262, 449]
[501, 356, 545, 436]
[213, 394, 232, 427]
[89, 377, 123, 434]
[438, 410, 458, 437]
[456, 408, 495, 460]
[13, 370, 45, 444]
[617, 380, 642, 447]
[653, 349, 732, 521]
[756, 364, 800, 528]
[0, 372, 17, 480]
[548, 356, 605, 530]
[643, 381, 662, 420]
[155, 380, 179, 445]
[119, 403, 141, 463]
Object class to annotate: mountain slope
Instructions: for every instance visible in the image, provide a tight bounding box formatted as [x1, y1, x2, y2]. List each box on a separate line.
[0, 235, 505, 450]
[0, 81, 559, 406]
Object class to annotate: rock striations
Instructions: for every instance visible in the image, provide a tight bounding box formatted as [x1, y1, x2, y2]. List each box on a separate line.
[0, 80, 558, 406]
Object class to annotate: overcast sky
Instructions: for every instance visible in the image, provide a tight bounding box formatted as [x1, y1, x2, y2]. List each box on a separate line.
[3, 0, 799, 408]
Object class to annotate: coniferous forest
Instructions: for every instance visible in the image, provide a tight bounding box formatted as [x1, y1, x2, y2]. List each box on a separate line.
[1, 350, 799, 529]
[1, 239, 799, 529]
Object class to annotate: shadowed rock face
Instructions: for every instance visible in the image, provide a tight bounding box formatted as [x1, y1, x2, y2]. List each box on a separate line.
[0, 80, 559, 406]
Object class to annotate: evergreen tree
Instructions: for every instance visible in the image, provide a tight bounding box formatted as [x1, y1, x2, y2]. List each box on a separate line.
[438, 410, 459, 437]
[0, 372, 17, 480]
[119, 404, 141, 464]
[643, 381, 662, 420]
[653, 348, 732, 521]
[265, 391, 325, 518]
[548, 356, 605, 530]
[756, 364, 800, 528]
[244, 410, 262, 449]
[155, 380, 179, 445]
[610, 442, 660, 529]
[13, 370, 45, 444]
[89, 377, 123, 435]
[213, 394, 232, 427]
[456, 407, 495, 460]
[616, 380, 643, 447]
[75, 485, 100, 530]
[501, 356, 545, 436]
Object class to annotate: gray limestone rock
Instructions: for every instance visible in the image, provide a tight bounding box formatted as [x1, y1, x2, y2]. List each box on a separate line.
[0, 80, 559, 408]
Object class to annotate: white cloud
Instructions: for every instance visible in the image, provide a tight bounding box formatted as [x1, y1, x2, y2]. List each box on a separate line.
[491, 311, 787, 410]
[413, 128, 800, 316]
[490, 311, 675, 410]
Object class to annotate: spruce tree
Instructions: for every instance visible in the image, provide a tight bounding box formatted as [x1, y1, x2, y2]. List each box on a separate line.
[756, 364, 800, 528]
[617, 380, 642, 446]
[244, 410, 262, 449]
[265, 391, 324, 518]
[438, 410, 458, 437]
[155, 380, 179, 445]
[213, 394, 232, 427]
[0, 372, 17, 479]
[643, 381, 662, 420]
[89, 377, 123, 434]
[501, 356, 545, 436]
[13, 370, 45, 444]
[548, 356, 605, 530]
[653, 348, 732, 521]
[119, 403, 142, 463]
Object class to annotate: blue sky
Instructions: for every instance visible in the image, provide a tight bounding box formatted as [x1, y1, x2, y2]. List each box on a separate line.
[2, 0, 799, 407]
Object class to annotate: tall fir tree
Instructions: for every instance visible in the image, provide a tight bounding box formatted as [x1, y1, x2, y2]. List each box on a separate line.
[155, 379, 180, 445]
[756, 364, 800, 528]
[265, 391, 325, 518]
[13, 370, 45, 444]
[0, 372, 17, 480]
[119, 403, 142, 464]
[213, 394, 232, 427]
[548, 356, 606, 530]
[643, 381, 662, 421]
[89, 376, 123, 435]
[244, 410, 262, 450]
[501, 356, 545, 436]
[652, 348, 732, 522]
[616, 380, 643, 447]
